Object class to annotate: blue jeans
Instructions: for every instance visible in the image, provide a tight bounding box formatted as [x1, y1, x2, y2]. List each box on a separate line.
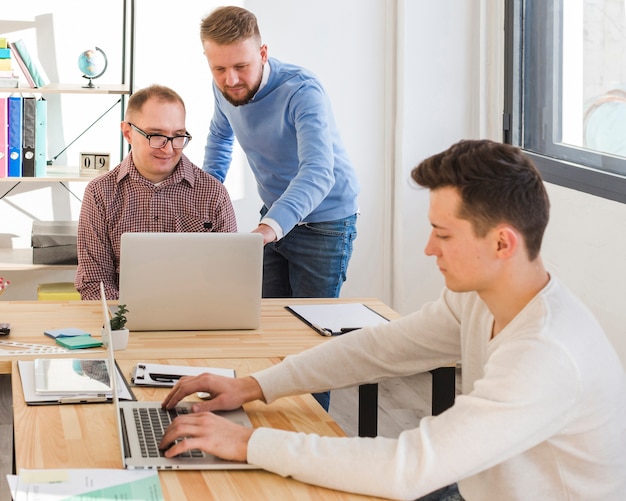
[261, 212, 358, 299]
[261, 210, 358, 410]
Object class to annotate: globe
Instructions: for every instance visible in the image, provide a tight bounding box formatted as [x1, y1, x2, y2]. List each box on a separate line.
[78, 47, 108, 88]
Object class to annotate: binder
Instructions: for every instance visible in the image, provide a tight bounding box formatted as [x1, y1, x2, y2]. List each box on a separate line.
[35, 97, 47, 176]
[7, 94, 22, 177]
[0, 96, 7, 177]
[21, 95, 36, 177]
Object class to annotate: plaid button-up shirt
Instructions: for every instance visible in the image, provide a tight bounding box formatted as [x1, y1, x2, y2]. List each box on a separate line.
[75, 153, 238, 300]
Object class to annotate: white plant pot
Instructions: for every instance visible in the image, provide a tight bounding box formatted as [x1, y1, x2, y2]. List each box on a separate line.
[101, 327, 129, 351]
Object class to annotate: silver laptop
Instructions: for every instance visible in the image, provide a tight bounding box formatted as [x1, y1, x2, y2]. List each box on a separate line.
[101, 282, 257, 470]
[118, 232, 263, 331]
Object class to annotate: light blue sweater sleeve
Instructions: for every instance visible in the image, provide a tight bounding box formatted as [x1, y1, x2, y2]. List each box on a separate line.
[203, 89, 235, 183]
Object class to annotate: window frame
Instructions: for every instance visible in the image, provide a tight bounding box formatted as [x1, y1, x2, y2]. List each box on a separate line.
[503, 0, 626, 204]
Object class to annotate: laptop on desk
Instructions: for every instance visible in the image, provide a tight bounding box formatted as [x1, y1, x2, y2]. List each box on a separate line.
[118, 232, 263, 331]
[101, 282, 258, 470]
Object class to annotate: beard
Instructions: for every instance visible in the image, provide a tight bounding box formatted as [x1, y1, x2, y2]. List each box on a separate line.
[220, 67, 264, 106]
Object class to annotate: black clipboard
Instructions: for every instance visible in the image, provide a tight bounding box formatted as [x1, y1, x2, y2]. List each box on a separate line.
[286, 303, 389, 336]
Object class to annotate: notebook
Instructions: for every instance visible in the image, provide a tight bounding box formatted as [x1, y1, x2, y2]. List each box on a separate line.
[101, 282, 257, 470]
[118, 232, 263, 331]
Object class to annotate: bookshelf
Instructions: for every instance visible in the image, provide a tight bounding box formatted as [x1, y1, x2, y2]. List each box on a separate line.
[0, 0, 135, 180]
[0, 1, 135, 284]
[17, 83, 131, 95]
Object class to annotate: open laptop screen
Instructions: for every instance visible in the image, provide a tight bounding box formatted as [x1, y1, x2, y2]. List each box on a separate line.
[118, 232, 263, 331]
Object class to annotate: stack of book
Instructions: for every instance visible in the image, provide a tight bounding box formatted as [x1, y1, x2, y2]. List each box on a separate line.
[0, 37, 19, 89]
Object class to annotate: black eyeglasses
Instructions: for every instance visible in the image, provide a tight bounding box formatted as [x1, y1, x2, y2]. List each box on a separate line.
[127, 122, 192, 149]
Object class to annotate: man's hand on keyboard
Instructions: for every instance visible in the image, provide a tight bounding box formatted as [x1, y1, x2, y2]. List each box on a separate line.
[161, 373, 264, 413]
[159, 410, 253, 462]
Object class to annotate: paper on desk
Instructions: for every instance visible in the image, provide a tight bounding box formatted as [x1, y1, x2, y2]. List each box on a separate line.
[10, 468, 163, 500]
[132, 362, 235, 387]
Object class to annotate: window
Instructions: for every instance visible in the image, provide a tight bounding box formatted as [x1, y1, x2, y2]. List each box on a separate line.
[504, 0, 626, 203]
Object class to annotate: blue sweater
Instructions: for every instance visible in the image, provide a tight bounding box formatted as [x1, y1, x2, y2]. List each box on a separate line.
[203, 57, 360, 235]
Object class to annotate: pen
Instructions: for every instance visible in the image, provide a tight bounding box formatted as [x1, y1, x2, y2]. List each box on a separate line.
[339, 327, 362, 333]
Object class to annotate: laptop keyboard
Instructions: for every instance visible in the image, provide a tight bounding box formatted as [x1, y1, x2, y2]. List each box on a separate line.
[133, 406, 206, 458]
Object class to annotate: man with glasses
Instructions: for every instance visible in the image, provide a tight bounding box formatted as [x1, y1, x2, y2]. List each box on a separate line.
[75, 84, 237, 300]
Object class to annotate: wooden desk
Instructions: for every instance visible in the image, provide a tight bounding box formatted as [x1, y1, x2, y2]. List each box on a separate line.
[0, 298, 399, 373]
[0, 298, 456, 435]
[12, 358, 388, 500]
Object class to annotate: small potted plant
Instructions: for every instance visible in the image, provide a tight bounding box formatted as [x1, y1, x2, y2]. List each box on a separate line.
[104, 304, 130, 350]
[110, 304, 128, 331]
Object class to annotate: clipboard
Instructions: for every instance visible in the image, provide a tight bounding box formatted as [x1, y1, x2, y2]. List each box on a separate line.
[131, 362, 235, 387]
[286, 303, 389, 336]
[18, 359, 135, 405]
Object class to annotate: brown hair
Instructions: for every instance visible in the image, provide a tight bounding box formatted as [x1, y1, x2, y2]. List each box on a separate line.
[200, 6, 261, 45]
[411, 139, 550, 261]
[125, 84, 185, 121]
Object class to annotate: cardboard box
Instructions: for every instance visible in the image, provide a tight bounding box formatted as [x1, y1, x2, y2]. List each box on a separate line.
[31, 221, 78, 265]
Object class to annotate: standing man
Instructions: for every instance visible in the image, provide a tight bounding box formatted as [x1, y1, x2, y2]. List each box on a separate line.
[75, 84, 237, 300]
[160, 139, 626, 500]
[200, 6, 360, 300]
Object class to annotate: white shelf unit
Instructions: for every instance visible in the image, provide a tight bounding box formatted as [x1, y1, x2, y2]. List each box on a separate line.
[0, 0, 135, 178]
[0, 1, 135, 289]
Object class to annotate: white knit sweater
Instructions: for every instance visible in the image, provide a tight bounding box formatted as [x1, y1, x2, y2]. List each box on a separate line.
[248, 278, 626, 500]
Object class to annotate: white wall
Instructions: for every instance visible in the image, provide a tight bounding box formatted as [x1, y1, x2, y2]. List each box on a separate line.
[1, 1, 625, 368]
[245, 0, 389, 299]
[542, 185, 626, 366]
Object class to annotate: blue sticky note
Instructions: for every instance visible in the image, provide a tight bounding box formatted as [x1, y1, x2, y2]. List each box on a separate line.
[44, 328, 91, 339]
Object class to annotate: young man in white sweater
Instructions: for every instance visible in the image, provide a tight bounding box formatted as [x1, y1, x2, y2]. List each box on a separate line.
[159, 139, 626, 500]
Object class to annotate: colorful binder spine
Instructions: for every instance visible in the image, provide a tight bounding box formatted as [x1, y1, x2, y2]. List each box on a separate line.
[7, 95, 23, 177]
[35, 97, 47, 177]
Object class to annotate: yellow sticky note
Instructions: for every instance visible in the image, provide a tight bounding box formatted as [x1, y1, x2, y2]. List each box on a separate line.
[20, 469, 70, 483]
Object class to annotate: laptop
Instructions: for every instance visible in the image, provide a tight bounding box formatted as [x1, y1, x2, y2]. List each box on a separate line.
[118, 232, 263, 331]
[101, 282, 258, 470]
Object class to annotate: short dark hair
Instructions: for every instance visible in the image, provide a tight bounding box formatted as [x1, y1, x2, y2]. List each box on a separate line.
[411, 139, 550, 261]
[125, 84, 185, 121]
[200, 6, 261, 45]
